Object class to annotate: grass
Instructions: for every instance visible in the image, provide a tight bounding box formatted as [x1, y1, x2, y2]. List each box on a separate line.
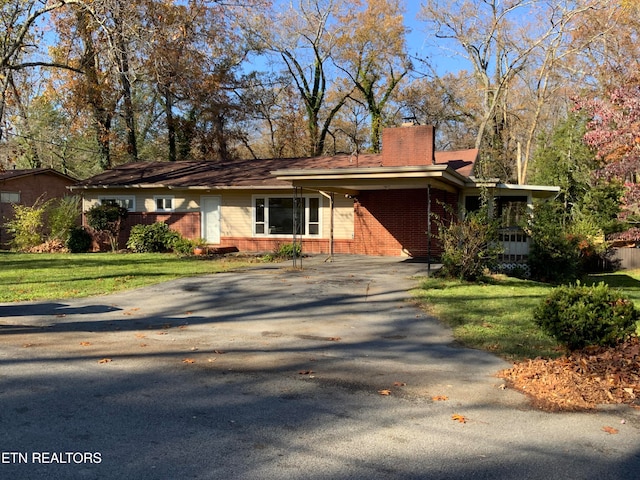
[0, 252, 260, 302]
[412, 270, 640, 362]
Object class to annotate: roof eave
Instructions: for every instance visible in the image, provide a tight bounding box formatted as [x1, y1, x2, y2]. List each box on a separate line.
[272, 165, 471, 191]
[69, 184, 292, 191]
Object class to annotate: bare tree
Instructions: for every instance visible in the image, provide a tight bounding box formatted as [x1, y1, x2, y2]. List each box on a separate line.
[334, 0, 411, 152]
[419, 0, 607, 180]
[242, 0, 356, 157]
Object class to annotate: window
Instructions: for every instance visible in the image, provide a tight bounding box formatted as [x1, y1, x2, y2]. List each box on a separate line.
[0, 191, 20, 203]
[496, 196, 528, 228]
[154, 196, 174, 212]
[253, 196, 321, 236]
[464, 195, 481, 213]
[99, 196, 135, 211]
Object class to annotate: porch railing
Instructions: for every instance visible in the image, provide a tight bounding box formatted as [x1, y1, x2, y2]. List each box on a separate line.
[498, 227, 529, 263]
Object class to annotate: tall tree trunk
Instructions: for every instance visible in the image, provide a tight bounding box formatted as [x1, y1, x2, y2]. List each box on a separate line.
[77, 10, 112, 170]
[163, 87, 176, 162]
[113, 1, 138, 163]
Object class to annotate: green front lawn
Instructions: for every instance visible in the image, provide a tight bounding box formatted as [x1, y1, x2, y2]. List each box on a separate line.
[412, 271, 640, 362]
[0, 252, 259, 302]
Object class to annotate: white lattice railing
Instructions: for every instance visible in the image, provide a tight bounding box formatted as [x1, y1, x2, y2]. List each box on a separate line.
[498, 227, 529, 263]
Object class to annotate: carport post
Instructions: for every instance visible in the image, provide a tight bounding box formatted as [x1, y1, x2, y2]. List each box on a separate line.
[319, 191, 334, 262]
[292, 186, 302, 269]
[427, 183, 432, 277]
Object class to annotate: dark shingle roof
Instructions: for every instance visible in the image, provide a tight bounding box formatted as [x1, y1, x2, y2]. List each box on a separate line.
[72, 150, 477, 189]
[72, 155, 381, 189]
[0, 168, 76, 182]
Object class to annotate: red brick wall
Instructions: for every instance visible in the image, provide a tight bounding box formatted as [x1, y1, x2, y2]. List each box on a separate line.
[220, 237, 356, 255]
[353, 188, 456, 257]
[381, 125, 435, 167]
[99, 212, 201, 250]
[0, 172, 76, 247]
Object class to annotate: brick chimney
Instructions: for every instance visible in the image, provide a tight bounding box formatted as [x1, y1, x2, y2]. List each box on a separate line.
[381, 125, 435, 166]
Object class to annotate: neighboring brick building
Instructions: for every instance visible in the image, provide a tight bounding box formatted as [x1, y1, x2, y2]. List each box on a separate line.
[71, 125, 559, 258]
[0, 169, 77, 248]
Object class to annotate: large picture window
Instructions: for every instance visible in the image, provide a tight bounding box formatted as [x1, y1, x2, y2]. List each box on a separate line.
[254, 196, 321, 236]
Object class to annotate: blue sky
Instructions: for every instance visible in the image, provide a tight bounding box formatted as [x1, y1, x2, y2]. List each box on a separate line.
[253, 1, 466, 76]
[403, 2, 466, 76]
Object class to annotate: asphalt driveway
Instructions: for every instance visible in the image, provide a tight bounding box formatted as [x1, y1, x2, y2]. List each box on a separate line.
[1, 255, 639, 479]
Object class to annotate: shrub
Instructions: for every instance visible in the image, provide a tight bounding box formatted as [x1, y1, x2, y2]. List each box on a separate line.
[172, 237, 197, 255]
[67, 226, 93, 253]
[126, 222, 181, 253]
[533, 282, 639, 350]
[85, 203, 128, 252]
[5, 198, 50, 251]
[264, 243, 302, 261]
[48, 196, 82, 243]
[437, 205, 501, 281]
[528, 201, 582, 283]
[279, 242, 302, 258]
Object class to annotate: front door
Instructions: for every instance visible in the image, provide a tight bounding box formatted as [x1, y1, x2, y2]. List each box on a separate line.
[201, 196, 221, 244]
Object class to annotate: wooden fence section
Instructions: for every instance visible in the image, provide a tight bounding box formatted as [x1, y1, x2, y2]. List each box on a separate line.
[614, 247, 640, 270]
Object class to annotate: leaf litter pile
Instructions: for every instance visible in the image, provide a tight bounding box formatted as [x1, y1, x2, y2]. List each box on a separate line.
[498, 337, 640, 411]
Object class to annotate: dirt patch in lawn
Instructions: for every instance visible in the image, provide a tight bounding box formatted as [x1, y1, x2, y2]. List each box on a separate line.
[498, 337, 640, 411]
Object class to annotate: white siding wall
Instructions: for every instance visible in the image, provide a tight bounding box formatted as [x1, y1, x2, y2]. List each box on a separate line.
[82, 188, 356, 240]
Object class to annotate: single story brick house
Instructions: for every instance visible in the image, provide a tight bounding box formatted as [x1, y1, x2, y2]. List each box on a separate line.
[70, 125, 559, 258]
[1, 168, 78, 247]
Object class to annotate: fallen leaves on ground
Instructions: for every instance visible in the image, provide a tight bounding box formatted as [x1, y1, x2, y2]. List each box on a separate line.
[393, 381, 407, 387]
[79, 342, 92, 347]
[499, 337, 640, 411]
[432, 395, 449, 401]
[451, 414, 466, 423]
[378, 389, 392, 396]
[98, 358, 112, 364]
[602, 426, 619, 435]
[182, 358, 196, 364]
[298, 370, 314, 375]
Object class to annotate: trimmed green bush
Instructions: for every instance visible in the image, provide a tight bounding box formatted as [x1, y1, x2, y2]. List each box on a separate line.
[66, 226, 93, 253]
[126, 222, 181, 253]
[533, 282, 639, 350]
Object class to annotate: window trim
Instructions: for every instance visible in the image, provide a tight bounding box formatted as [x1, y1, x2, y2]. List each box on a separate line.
[252, 195, 322, 237]
[99, 195, 135, 211]
[153, 195, 174, 212]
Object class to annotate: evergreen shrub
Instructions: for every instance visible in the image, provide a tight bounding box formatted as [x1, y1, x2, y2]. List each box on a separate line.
[533, 282, 639, 350]
[126, 222, 181, 253]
